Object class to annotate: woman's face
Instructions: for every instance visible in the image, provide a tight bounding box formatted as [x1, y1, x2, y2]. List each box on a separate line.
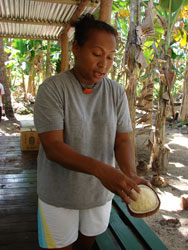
[73, 29, 116, 84]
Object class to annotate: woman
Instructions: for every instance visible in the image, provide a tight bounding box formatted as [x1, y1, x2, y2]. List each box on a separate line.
[34, 14, 149, 250]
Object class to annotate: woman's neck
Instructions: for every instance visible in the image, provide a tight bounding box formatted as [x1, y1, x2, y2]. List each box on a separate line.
[71, 68, 96, 85]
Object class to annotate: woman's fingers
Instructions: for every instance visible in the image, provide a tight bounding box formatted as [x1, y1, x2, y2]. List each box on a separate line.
[98, 166, 142, 204]
[118, 180, 140, 204]
[118, 189, 132, 204]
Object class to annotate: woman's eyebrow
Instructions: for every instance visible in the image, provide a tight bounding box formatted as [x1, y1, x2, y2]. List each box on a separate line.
[93, 46, 116, 53]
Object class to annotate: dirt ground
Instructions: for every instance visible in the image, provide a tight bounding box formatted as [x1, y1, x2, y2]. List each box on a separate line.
[136, 124, 188, 250]
[0, 113, 188, 250]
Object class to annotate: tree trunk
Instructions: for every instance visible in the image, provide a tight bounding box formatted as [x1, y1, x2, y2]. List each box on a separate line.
[21, 70, 27, 100]
[0, 38, 14, 119]
[126, 67, 137, 151]
[151, 88, 170, 174]
[136, 63, 154, 134]
[27, 62, 35, 95]
[150, 55, 174, 174]
[150, 0, 183, 179]
[179, 60, 188, 121]
[125, 0, 139, 152]
[46, 40, 51, 78]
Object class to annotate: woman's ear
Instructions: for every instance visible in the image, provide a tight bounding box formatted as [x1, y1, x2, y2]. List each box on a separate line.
[72, 40, 80, 57]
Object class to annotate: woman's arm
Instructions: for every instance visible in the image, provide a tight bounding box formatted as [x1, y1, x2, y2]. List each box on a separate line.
[39, 130, 140, 204]
[114, 132, 151, 185]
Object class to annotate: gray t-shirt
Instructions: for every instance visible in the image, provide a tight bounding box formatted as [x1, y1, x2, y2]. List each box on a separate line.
[34, 70, 132, 209]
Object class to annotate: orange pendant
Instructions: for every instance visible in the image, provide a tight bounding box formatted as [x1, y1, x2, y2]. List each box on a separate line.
[83, 88, 93, 94]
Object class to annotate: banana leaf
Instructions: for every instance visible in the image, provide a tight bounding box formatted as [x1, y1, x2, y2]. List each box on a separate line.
[172, 121, 188, 127]
[159, 0, 185, 13]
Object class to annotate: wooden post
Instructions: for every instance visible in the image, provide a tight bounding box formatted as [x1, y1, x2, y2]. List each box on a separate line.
[61, 32, 69, 72]
[99, 0, 113, 24]
[60, 0, 90, 72]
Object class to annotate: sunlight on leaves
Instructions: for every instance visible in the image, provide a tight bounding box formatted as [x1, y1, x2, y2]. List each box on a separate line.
[179, 29, 187, 48]
[119, 9, 130, 18]
[173, 29, 181, 42]
[180, 7, 188, 19]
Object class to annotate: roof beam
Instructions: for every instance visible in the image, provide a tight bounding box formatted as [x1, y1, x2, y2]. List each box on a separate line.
[0, 18, 66, 27]
[30, 0, 99, 8]
[0, 34, 58, 41]
[60, 0, 89, 36]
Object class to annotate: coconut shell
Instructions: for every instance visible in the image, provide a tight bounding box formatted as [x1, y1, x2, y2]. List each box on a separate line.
[127, 184, 161, 218]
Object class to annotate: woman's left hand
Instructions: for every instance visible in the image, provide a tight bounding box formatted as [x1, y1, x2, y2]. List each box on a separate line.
[130, 174, 152, 188]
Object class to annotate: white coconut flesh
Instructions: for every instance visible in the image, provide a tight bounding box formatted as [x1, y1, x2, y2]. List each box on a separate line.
[129, 185, 159, 213]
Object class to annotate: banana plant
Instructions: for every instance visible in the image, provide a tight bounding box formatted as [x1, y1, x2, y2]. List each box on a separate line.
[173, 4, 188, 121]
[150, 0, 186, 177]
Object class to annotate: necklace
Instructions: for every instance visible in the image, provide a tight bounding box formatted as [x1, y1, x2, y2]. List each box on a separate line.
[72, 69, 96, 94]
[78, 81, 96, 94]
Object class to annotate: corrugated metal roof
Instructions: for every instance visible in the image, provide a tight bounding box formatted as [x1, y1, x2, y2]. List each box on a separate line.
[0, 0, 100, 40]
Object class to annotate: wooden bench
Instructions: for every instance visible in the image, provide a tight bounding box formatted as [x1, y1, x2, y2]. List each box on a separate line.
[93, 195, 168, 250]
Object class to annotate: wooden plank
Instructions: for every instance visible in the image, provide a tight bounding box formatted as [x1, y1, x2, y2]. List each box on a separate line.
[0, 182, 36, 188]
[0, 221, 37, 234]
[0, 193, 37, 201]
[0, 180, 36, 188]
[0, 205, 37, 215]
[0, 244, 41, 250]
[113, 196, 168, 250]
[96, 228, 120, 250]
[110, 207, 143, 250]
[0, 198, 37, 206]
[22, 169, 37, 173]
[0, 176, 36, 183]
[2, 153, 22, 157]
[0, 213, 37, 224]
[0, 187, 36, 194]
[0, 231, 38, 244]
[0, 168, 26, 173]
[0, 170, 35, 174]
[0, 135, 40, 250]
[0, 173, 37, 179]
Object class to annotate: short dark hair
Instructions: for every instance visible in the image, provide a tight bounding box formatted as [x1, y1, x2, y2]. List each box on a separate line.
[71, 14, 118, 46]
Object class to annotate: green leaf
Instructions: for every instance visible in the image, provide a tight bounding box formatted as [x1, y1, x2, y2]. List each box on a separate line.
[144, 48, 154, 63]
[154, 24, 164, 34]
[154, 23, 164, 40]
[144, 41, 154, 47]
[118, 1, 127, 8]
[159, 0, 185, 13]
[154, 77, 160, 83]
[14, 39, 27, 56]
[171, 49, 178, 59]
[112, 2, 120, 12]
[30, 50, 35, 62]
[173, 121, 188, 127]
[171, 65, 185, 79]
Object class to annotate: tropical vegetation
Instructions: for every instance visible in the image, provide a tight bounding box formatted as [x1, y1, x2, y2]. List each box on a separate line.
[1, 0, 188, 183]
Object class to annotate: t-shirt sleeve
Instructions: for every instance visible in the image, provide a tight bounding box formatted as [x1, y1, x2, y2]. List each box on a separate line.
[116, 85, 132, 133]
[34, 79, 64, 134]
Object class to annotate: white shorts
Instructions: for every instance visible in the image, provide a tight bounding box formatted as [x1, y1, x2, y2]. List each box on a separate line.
[38, 199, 112, 249]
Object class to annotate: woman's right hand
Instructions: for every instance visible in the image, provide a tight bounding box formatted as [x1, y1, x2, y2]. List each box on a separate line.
[97, 165, 140, 204]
